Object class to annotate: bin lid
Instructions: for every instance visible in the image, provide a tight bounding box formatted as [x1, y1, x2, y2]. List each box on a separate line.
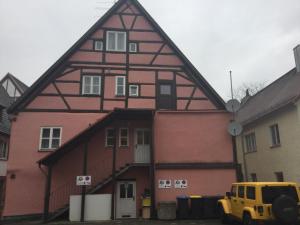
[190, 195, 202, 198]
[177, 195, 189, 199]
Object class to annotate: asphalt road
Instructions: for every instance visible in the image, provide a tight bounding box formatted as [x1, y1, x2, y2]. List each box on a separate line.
[5, 219, 225, 225]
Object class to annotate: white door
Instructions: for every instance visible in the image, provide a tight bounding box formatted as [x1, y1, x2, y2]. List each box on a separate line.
[116, 181, 136, 219]
[134, 129, 151, 163]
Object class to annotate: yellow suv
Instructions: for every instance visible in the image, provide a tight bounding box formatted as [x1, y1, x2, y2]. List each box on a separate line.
[218, 182, 300, 225]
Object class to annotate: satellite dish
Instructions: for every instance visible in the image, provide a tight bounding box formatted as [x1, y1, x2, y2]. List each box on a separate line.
[226, 99, 241, 113]
[228, 121, 243, 136]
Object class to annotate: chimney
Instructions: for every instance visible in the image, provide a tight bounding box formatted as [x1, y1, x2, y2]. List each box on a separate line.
[294, 44, 300, 72]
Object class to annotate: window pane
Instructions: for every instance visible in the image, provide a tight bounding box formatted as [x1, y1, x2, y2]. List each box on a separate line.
[108, 32, 115, 50]
[95, 41, 103, 50]
[127, 184, 133, 198]
[121, 138, 128, 146]
[51, 139, 60, 149]
[120, 184, 126, 198]
[160, 85, 171, 95]
[117, 77, 124, 85]
[92, 85, 100, 94]
[117, 33, 125, 50]
[84, 76, 91, 84]
[130, 86, 138, 96]
[52, 128, 61, 138]
[42, 129, 51, 138]
[120, 129, 128, 137]
[129, 43, 137, 52]
[93, 77, 100, 85]
[41, 139, 50, 149]
[117, 86, 124, 95]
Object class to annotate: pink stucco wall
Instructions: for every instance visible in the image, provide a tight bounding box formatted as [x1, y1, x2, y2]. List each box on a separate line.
[154, 111, 233, 163]
[3, 112, 105, 216]
[155, 169, 235, 203]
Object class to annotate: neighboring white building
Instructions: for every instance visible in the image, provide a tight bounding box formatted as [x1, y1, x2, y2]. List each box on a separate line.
[236, 45, 300, 182]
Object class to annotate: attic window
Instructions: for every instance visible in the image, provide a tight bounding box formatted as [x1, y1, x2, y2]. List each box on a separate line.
[129, 43, 137, 52]
[94, 41, 103, 51]
[106, 31, 126, 52]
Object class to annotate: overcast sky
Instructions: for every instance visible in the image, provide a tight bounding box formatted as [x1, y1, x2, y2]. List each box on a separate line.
[0, 0, 299, 99]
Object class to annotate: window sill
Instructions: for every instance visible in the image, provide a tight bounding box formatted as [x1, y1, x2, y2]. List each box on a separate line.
[38, 149, 56, 152]
[115, 94, 125, 97]
[106, 50, 126, 53]
[270, 144, 281, 149]
[0, 158, 8, 161]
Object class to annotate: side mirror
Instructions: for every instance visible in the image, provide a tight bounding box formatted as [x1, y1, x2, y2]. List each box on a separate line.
[226, 192, 232, 198]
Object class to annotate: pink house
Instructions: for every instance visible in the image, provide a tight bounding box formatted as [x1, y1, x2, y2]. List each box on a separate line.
[4, 0, 236, 221]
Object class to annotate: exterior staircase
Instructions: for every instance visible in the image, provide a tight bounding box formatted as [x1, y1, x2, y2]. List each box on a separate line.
[46, 163, 145, 222]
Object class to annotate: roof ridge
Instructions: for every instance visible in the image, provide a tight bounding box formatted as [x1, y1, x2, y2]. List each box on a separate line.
[239, 67, 296, 110]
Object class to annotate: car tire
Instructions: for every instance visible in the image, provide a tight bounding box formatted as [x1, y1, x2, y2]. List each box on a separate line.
[218, 205, 229, 224]
[243, 213, 257, 225]
[272, 194, 298, 224]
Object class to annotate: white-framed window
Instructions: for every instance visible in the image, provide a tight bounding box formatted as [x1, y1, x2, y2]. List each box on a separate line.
[94, 40, 103, 51]
[270, 124, 280, 146]
[119, 128, 129, 147]
[82, 75, 101, 95]
[106, 31, 126, 52]
[39, 127, 62, 150]
[245, 132, 256, 153]
[0, 140, 8, 160]
[129, 43, 137, 52]
[115, 76, 126, 96]
[129, 85, 139, 96]
[106, 128, 115, 147]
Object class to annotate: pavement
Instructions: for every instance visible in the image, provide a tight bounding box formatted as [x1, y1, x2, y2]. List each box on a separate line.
[4, 219, 225, 225]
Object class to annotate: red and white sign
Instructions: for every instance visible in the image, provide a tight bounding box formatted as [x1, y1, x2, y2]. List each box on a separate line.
[76, 176, 92, 186]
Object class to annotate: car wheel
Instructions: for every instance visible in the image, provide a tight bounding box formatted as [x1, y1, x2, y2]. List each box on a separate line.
[272, 195, 298, 224]
[243, 213, 257, 225]
[218, 205, 229, 224]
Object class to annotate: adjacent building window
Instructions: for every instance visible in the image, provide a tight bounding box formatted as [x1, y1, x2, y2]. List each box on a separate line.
[115, 76, 126, 96]
[129, 85, 139, 96]
[82, 75, 101, 95]
[275, 172, 284, 182]
[106, 31, 126, 52]
[39, 127, 62, 150]
[129, 43, 137, 52]
[106, 129, 115, 147]
[270, 124, 280, 146]
[0, 141, 8, 160]
[119, 128, 129, 147]
[94, 40, 103, 51]
[245, 133, 257, 153]
[250, 173, 257, 182]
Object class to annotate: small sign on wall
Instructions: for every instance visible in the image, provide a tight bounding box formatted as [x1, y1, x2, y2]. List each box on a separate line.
[158, 179, 172, 188]
[76, 176, 92, 186]
[174, 179, 188, 188]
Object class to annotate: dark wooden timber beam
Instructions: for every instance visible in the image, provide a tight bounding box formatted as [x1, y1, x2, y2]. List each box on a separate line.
[43, 165, 52, 222]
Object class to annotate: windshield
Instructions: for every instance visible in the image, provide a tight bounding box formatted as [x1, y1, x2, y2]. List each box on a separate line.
[261, 186, 298, 204]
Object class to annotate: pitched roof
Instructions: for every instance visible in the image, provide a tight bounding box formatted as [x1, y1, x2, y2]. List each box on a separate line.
[8, 0, 225, 113]
[0, 86, 12, 108]
[0, 73, 28, 94]
[237, 68, 300, 125]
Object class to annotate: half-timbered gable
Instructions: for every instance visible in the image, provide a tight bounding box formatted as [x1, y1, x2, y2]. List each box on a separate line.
[9, 0, 224, 114]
